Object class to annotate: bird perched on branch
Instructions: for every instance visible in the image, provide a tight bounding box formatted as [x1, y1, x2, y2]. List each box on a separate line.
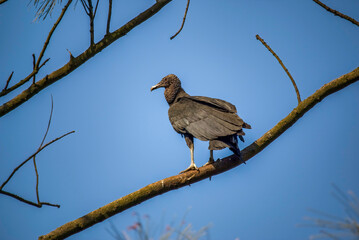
[151, 74, 251, 173]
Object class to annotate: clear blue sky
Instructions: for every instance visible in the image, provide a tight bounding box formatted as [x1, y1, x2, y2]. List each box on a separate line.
[0, 0, 358, 239]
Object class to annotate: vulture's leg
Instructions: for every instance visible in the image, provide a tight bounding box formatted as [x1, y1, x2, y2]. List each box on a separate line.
[203, 150, 215, 166]
[180, 135, 198, 173]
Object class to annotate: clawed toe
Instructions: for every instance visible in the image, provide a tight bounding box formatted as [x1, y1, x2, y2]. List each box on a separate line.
[180, 165, 199, 174]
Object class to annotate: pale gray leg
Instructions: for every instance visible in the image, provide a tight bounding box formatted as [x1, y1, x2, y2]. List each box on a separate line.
[180, 135, 198, 173]
[204, 150, 215, 166]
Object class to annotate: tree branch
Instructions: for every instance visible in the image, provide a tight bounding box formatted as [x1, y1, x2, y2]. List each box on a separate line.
[0, 130, 75, 191]
[38, 66, 359, 240]
[170, 0, 190, 40]
[256, 34, 302, 104]
[313, 0, 359, 27]
[106, 0, 112, 34]
[0, 0, 8, 5]
[0, 189, 59, 208]
[2, 71, 14, 91]
[0, 0, 173, 118]
[0, 0, 72, 98]
[35, 0, 73, 71]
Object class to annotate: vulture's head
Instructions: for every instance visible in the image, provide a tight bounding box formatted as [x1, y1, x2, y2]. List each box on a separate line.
[150, 74, 181, 91]
[151, 74, 182, 105]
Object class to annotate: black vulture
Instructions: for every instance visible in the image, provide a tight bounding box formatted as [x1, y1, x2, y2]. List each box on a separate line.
[151, 74, 251, 173]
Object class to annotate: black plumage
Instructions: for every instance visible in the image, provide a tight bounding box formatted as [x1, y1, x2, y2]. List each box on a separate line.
[151, 74, 251, 173]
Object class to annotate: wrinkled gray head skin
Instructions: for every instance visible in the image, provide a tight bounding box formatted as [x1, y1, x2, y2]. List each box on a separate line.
[151, 74, 182, 105]
[150, 74, 181, 91]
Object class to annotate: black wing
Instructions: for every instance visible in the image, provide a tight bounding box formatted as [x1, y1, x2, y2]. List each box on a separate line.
[168, 97, 244, 141]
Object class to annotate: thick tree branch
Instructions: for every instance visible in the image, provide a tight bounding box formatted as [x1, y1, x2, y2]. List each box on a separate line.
[0, 0, 8, 5]
[0, 0, 173, 118]
[256, 34, 301, 104]
[39, 67, 359, 240]
[0, 0, 72, 98]
[313, 0, 359, 27]
[170, 0, 190, 40]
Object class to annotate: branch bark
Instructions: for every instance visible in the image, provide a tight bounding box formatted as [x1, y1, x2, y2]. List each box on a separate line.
[39, 66, 359, 240]
[0, 0, 72, 98]
[256, 34, 301, 104]
[170, 0, 190, 40]
[313, 0, 359, 27]
[0, 0, 173, 118]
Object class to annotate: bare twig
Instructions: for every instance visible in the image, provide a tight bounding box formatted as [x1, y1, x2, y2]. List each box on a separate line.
[35, 0, 73, 70]
[0, 0, 72, 98]
[256, 34, 302, 104]
[106, 0, 112, 34]
[170, 0, 190, 40]
[34, 95, 54, 205]
[39, 66, 359, 240]
[0, 189, 59, 208]
[0, 131, 75, 191]
[39, 58, 50, 69]
[33, 156, 41, 204]
[80, 0, 96, 46]
[0, 0, 173, 118]
[3, 71, 14, 91]
[313, 0, 359, 27]
[93, 0, 99, 17]
[32, 53, 36, 83]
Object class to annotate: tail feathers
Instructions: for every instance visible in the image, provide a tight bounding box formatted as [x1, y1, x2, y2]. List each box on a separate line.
[243, 122, 251, 129]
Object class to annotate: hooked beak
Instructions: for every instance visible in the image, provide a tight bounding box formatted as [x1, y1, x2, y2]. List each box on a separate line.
[150, 84, 161, 92]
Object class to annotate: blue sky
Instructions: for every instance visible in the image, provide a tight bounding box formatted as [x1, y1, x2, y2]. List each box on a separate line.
[0, 0, 358, 239]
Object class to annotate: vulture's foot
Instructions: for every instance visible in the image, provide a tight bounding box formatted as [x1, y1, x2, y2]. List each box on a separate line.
[203, 157, 215, 166]
[180, 164, 198, 174]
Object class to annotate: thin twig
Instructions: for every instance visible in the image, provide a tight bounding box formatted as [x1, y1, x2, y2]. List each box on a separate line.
[0, 189, 60, 208]
[32, 53, 36, 83]
[88, 0, 95, 46]
[0, 130, 75, 191]
[313, 0, 359, 27]
[0, 0, 173, 117]
[35, 0, 73, 70]
[94, 0, 100, 17]
[256, 34, 302, 104]
[39, 58, 50, 69]
[80, 0, 89, 14]
[0, 0, 72, 98]
[170, 0, 190, 40]
[33, 95, 54, 204]
[106, 0, 112, 34]
[39, 66, 359, 240]
[33, 156, 41, 204]
[3, 71, 14, 91]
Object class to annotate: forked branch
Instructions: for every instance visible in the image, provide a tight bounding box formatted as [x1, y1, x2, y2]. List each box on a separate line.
[313, 0, 359, 27]
[0, 0, 72, 98]
[0, 0, 173, 118]
[0, 97, 75, 208]
[39, 66, 359, 240]
[256, 34, 302, 104]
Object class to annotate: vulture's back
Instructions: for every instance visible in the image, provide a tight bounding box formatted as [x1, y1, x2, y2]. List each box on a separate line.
[168, 96, 244, 141]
